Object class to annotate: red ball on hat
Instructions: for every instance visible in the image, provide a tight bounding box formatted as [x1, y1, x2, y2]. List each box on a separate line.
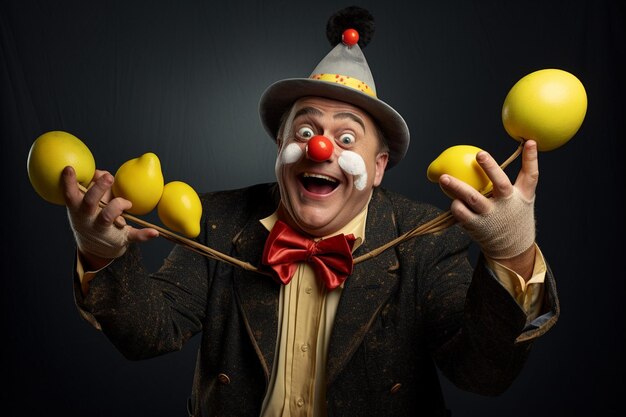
[342, 29, 359, 46]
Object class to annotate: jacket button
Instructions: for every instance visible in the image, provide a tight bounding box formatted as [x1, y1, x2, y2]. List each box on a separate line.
[218, 373, 231, 385]
[390, 383, 402, 394]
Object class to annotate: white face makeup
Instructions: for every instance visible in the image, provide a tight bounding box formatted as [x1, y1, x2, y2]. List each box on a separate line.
[338, 151, 367, 191]
[274, 97, 388, 237]
[280, 143, 303, 165]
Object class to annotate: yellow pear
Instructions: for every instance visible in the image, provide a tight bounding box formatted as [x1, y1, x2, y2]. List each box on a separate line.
[27, 131, 96, 205]
[502, 69, 587, 151]
[427, 145, 492, 198]
[157, 181, 202, 238]
[112, 153, 164, 215]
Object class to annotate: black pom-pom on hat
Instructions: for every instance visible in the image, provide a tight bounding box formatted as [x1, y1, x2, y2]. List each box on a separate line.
[325, 6, 375, 48]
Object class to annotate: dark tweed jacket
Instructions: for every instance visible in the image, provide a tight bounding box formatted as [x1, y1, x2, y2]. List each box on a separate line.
[75, 183, 559, 417]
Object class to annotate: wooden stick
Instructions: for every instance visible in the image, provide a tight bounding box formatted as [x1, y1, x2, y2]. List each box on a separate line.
[76, 184, 269, 275]
[77, 141, 524, 272]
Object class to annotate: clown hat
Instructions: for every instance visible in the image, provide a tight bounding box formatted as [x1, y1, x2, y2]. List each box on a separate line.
[259, 6, 410, 169]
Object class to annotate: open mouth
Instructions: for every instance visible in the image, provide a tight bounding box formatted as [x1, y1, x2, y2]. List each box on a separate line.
[299, 173, 339, 195]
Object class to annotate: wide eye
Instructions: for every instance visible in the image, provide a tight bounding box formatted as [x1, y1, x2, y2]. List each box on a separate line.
[339, 133, 355, 146]
[297, 126, 314, 140]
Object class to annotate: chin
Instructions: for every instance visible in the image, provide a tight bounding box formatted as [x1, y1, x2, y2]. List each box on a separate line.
[290, 205, 339, 236]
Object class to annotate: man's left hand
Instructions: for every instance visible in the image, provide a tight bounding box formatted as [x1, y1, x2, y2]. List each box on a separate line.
[439, 140, 539, 280]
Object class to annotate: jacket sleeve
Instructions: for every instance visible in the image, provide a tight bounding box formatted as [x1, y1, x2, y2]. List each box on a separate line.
[413, 210, 559, 395]
[73, 240, 210, 360]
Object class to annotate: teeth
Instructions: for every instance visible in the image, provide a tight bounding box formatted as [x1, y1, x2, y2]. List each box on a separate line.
[302, 173, 337, 183]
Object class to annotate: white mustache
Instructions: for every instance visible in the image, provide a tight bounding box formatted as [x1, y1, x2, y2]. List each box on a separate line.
[278, 144, 368, 191]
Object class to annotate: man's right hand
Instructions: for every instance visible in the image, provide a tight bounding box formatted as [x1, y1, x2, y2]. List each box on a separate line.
[62, 166, 159, 270]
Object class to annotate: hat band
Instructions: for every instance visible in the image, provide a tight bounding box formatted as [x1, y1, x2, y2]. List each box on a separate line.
[310, 73, 376, 98]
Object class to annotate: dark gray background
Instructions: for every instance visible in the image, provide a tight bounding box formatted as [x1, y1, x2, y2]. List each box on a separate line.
[1, 0, 624, 415]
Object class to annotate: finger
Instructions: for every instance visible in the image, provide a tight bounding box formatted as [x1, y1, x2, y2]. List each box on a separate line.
[62, 166, 83, 211]
[81, 172, 114, 216]
[128, 227, 159, 243]
[95, 197, 132, 228]
[440, 175, 492, 215]
[89, 170, 115, 203]
[113, 216, 127, 228]
[476, 151, 513, 198]
[449, 198, 482, 224]
[514, 140, 539, 199]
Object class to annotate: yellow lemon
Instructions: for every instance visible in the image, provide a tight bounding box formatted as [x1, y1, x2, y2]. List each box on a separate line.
[112, 153, 164, 215]
[502, 69, 587, 151]
[27, 131, 96, 205]
[427, 145, 492, 198]
[157, 181, 202, 238]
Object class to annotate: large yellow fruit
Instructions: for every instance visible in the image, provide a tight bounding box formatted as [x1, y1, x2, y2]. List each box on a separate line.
[157, 181, 202, 238]
[27, 131, 96, 205]
[502, 69, 587, 151]
[427, 145, 492, 198]
[112, 153, 164, 215]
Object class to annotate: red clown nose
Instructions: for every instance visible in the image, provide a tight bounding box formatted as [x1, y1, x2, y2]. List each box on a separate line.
[306, 135, 334, 162]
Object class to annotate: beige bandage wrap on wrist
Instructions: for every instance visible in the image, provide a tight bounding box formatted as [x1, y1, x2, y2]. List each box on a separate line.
[68, 208, 129, 260]
[461, 188, 536, 260]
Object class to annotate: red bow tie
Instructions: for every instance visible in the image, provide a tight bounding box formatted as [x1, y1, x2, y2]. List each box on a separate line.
[261, 220, 357, 290]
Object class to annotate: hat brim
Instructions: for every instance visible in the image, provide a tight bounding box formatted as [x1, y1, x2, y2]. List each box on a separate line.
[259, 78, 410, 169]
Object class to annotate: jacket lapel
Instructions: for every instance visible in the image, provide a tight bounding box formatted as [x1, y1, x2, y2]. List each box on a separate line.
[327, 189, 400, 385]
[231, 189, 281, 381]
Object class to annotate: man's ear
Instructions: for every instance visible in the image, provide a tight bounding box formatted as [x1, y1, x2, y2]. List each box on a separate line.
[373, 152, 389, 187]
